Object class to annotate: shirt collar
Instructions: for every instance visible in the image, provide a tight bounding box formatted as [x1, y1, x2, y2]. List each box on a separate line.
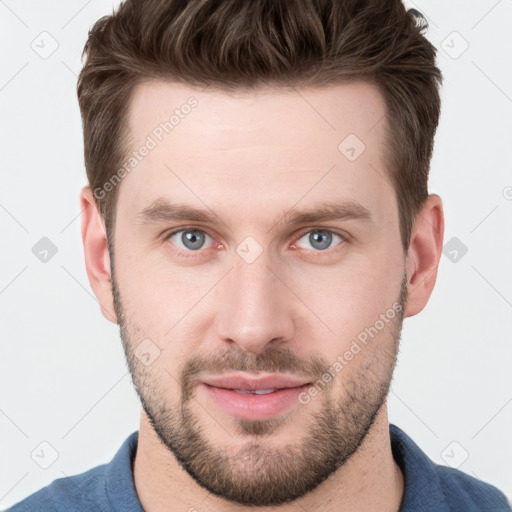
[105, 430, 144, 512]
[390, 423, 450, 512]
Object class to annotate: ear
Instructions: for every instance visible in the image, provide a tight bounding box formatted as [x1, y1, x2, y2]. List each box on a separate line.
[403, 194, 444, 318]
[80, 186, 118, 324]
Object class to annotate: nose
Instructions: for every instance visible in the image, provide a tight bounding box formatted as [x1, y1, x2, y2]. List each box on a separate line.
[214, 255, 296, 354]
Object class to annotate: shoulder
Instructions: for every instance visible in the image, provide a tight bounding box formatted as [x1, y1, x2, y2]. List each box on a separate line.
[6, 431, 140, 512]
[389, 424, 510, 512]
[5, 464, 109, 512]
[434, 465, 511, 511]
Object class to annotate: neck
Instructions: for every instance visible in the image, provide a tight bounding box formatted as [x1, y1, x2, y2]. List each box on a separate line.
[133, 405, 404, 512]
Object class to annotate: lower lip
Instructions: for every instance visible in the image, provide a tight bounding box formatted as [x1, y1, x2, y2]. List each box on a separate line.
[201, 383, 311, 421]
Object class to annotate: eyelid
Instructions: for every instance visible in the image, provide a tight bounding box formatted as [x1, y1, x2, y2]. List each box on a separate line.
[293, 226, 348, 240]
[164, 226, 212, 240]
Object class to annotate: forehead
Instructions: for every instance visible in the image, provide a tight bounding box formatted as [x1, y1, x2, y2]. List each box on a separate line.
[127, 79, 386, 149]
[117, 79, 393, 228]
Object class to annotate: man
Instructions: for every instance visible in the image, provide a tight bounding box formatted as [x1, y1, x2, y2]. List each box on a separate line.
[8, 0, 510, 511]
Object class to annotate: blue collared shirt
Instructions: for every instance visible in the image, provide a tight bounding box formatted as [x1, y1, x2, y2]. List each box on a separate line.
[6, 424, 510, 511]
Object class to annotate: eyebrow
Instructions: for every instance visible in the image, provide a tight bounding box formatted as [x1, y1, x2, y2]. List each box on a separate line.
[136, 197, 373, 229]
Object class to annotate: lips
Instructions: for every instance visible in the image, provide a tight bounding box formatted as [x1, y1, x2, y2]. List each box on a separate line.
[200, 375, 313, 420]
[201, 374, 311, 392]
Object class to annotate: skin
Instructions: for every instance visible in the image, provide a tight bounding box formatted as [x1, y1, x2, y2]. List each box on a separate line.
[80, 80, 444, 511]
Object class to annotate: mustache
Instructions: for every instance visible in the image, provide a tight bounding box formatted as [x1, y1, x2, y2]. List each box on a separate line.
[180, 347, 331, 400]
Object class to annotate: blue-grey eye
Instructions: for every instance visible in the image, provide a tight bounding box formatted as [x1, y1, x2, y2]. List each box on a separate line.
[296, 230, 342, 251]
[169, 229, 213, 251]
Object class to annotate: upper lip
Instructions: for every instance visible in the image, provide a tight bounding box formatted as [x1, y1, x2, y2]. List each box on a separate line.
[201, 374, 311, 391]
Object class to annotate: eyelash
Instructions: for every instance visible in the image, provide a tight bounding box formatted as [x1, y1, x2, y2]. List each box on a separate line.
[163, 226, 347, 259]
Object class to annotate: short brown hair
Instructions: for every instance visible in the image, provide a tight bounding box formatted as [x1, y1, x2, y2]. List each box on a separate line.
[77, 0, 442, 250]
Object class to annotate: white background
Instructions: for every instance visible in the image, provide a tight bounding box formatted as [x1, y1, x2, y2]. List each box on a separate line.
[1, 0, 511, 509]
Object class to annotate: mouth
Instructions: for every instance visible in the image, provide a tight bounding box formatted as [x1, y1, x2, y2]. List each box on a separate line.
[229, 388, 285, 395]
[199, 374, 312, 421]
[201, 373, 311, 391]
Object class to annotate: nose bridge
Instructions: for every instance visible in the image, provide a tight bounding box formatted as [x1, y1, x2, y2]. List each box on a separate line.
[216, 253, 294, 353]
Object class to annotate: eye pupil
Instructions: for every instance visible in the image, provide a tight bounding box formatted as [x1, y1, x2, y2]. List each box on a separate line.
[309, 230, 332, 250]
[182, 230, 205, 250]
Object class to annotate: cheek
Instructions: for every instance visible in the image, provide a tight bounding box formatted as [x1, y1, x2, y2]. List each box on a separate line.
[291, 255, 403, 347]
[114, 247, 227, 374]
[114, 238, 215, 323]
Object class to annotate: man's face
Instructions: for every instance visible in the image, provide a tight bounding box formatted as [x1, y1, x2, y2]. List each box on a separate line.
[110, 80, 407, 506]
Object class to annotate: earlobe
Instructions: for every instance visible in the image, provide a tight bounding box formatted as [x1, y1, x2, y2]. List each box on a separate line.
[403, 194, 445, 318]
[80, 186, 118, 324]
